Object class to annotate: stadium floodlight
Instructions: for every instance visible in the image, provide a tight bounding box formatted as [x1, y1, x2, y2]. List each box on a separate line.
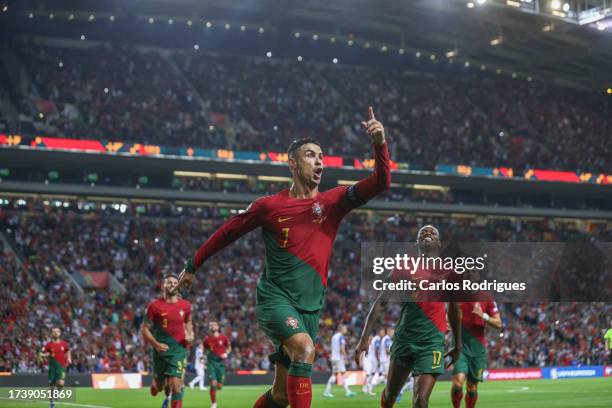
[562, 3, 570, 12]
[240, 25, 246, 31]
[49, 13, 54, 19]
[313, 34, 319, 40]
[193, 44, 199, 50]
[551, 0, 561, 10]
[168, 19, 174, 25]
[364, 42, 370, 48]
[430, 54, 436, 60]
[58, 61, 63, 68]
[148, 17, 154, 24]
[481, 64, 486, 70]
[80, 34, 86, 40]
[187, 20, 192, 26]
[2, 5, 7, 12]
[297, 55, 303, 61]
[416, 51, 421, 57]
[28, 13, 33, 18]
[332, 57, 339, 63]
[294, 32, 300, 38]
[477, 0, 487, 4]
[445, 50, 456, 58]
[331, 37, 336, 42]
[465, 61, 470, 67]
[88, 14, 95, 21]
[109, 15, 115, 22]
[258, 27, 264, 33]
[380, 45, 388, 52]
[512, 72, 517, 78]
[224, 23, 230, 29]
[206, 21, 212, 28]
[266, 51, 272, 58]
[490, 37, 503, 46]
[348, 39, 353, 46]
[68, 14, 75, 20]
[399, 48, 405, 54]
[103, 88, 109, 94]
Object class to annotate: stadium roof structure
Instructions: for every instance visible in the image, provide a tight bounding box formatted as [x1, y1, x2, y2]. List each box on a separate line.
[6, 0, 611, 90]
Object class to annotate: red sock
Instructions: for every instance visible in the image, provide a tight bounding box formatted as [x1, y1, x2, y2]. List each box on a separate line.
[253, 392, 268, 408]
[287, 376, 311, 408]
[451, 386, 463, 408]
[466, 391, 478, 408]
[210, 387, 217, 403]
[381, 390, 394, 408]
[171, 401, 182, 408]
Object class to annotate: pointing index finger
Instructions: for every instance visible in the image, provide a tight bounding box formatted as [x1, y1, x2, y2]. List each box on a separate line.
[368, 106, 375, 121]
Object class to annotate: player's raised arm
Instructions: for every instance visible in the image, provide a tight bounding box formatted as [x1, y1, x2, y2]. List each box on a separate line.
[347, 107, 391, 207]
[472, 302, 502, 330]
[185, 310, 195, 344]
[445, 302, 462, 368]
[179, 198, 265, 287]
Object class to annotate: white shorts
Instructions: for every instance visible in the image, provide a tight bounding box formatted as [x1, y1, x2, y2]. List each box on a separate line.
[363, 359, 378, 375]
[379, 360, 390, 375]
[331, 359, 346, 374]
[195, 364, 205, 376]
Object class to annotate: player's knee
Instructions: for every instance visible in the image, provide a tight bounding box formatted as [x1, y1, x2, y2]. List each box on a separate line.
[451, 376, 464, 389]
[56, 381, 64, 388]
[466, 382, 478, 393]
[413, 391, 430, 408]
[293, 341, 315, 362]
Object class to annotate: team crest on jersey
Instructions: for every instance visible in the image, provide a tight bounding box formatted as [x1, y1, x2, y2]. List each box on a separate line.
[286, 316, 299, 330]
[179, 310, 184, 317]
[312, 202, 326, 223]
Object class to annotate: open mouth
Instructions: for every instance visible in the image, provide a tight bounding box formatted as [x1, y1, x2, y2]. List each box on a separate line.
[313, 168, 323, 180]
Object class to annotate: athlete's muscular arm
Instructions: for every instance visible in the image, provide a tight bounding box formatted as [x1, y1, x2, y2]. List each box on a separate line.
[355, 292, 386, 366]
[185, 314, 194, 344]
[473, 302, 502, 330]
[446, 302, 462, 368]
[348, 107, 391, 207]
[179, 199, 265, 287]
[141, 321, 169, 353]
[66, 349, 72, 365]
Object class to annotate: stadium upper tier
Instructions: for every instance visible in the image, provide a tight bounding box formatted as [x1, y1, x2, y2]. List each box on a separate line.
[1, 41, 611, 175]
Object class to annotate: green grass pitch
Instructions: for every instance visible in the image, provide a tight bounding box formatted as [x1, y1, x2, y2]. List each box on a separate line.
[5, 379, 612, 408]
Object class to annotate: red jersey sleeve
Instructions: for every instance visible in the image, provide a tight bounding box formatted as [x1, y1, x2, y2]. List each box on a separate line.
[329, 143, 391, 219]
[184, 301, 191, 322]
[145, 302, 156, 324]
[486, 299, 499, 316]
[192, 198, 266, 270]
[44, 342, 50, 353]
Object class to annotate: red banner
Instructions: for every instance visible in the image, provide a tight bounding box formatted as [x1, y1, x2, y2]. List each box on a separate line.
[484, 368, 542, 381]
[80, 271, 110, 288]
[605, 366, 612, 377]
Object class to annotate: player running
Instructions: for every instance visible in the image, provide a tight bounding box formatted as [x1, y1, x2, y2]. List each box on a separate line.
[40, 327, 71, 408]
[178, 106, 391, 408]
[204, 321, 231, 408]
[188, 342, 207, 390]
[355, 225, 462, 408]
[378, 327, 393, 385]
[362, 329, 383, 395]
[141, 274, 194, 408]
[323, 324, 357, 398]
[450, 296, 501, 408]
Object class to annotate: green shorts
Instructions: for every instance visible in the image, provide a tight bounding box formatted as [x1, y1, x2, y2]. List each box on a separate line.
[207, 358, 226, 383]
[152, 348, 188, 380]
[390, 341, 445, 376]
[48, 361, 66, 384]
[452, 351, 486, 383]
[255, 302, 320, 367]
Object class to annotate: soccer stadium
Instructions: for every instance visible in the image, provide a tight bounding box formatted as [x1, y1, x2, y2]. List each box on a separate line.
[0, 0, 611, 407]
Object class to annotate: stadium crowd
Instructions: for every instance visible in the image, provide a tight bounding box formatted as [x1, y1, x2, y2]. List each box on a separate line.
[6, 43, 611, 173]
[1, 198, 610, 374]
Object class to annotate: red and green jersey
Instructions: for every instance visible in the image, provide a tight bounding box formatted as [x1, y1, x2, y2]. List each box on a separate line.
[392, 265, 452, 345]
[44, 340, 70, 368]
[203, 334, 230, 362]
[145, 298, 192, 351]
[191, 143, 390, 311]
[459, 296, 498, 355]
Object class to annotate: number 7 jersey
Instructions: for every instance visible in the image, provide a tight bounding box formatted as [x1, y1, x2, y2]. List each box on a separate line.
[191, 143, 391, 312]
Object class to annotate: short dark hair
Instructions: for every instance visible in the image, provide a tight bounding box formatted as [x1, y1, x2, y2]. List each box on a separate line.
[287, 137, 321, 158]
